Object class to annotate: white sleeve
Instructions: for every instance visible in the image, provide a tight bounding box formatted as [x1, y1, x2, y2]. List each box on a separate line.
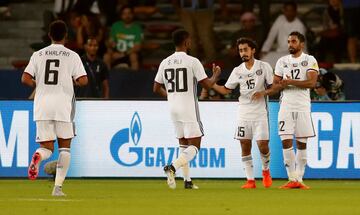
[224, 68, 239, 89]
[264, 63, 274, 85]
[193, 58, 207, 82]
[72, 54, 87, 80]
[24, 53, 36, 78]
[261, 16, 281, 52]
[308, 56, 319, 73]
[274, 58, 283, 77]
[154, 62, 164, 84]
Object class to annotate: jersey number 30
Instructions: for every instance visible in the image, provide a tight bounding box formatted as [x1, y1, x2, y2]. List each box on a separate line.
[45, 59, 59, 85]
[165, 68, 188, 93]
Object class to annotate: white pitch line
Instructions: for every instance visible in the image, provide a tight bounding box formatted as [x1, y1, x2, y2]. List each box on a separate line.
[1, 198, 84, 202]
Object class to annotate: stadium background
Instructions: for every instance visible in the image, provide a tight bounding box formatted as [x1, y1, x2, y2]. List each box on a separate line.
[0, 0, 359, 178]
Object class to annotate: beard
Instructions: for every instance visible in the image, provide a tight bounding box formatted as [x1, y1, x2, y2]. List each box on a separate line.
[289, 47, 298, 54]
[241, 56, 249, 62]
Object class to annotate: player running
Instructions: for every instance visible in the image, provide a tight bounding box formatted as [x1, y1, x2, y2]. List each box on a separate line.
[22, 20, 88, 196]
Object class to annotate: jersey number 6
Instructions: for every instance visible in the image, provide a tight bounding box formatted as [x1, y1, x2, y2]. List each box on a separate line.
[45, 59, 59, 85]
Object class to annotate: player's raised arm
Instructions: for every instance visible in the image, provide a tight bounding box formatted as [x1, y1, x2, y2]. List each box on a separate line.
[199, 63, 221, 90]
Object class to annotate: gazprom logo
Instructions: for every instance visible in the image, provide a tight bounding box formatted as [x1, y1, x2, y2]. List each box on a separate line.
[110, 112, 225, 168]
[110, 112, 142, 166]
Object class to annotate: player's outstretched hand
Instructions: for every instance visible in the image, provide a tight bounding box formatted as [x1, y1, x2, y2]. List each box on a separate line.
[251, 91, 265, 101]
[212, 63, 221, 77]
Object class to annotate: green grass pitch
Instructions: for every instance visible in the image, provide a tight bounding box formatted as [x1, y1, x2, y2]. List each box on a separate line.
[0, 179, 359, 215]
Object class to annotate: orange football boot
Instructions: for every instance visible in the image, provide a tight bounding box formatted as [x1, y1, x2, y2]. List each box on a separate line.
[279, 181, 301, 189]
[241, 180, 256, 189]
[262, 169, 273, 188]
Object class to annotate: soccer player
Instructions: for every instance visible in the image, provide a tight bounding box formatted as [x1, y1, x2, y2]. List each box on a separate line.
[153, 29, 221, 189]
[213, 38, 274, 189]
[274, 31, 318, 189]
[21, 20, 88, 196]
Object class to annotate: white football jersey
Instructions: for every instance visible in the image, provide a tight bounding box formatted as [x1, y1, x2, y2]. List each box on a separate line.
[24, 44, 87, 122]
[275, 52, 319, 112]
[155, 52, 208, 122]
[225, 60, 273, 120]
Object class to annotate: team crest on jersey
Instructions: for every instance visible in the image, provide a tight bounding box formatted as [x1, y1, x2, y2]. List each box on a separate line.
[301, 61, 308, 66]
[256, 69, 263, 76]
[293, 63, 298, 67]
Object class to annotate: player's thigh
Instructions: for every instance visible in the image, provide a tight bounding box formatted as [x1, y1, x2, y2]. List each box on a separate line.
[55, 121, 75, 140]
[183, 121, 204, 139]
[234, 120, 252, 140]
[278, 111, 295, 136]
[253, 120, 269, 141]
[36, 120, 56, 142]
[173, 121, 185, 139]
[295, 112, 316, 138]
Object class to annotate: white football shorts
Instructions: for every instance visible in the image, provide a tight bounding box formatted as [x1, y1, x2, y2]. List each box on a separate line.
[278, 111, 315, 138]
[173, 121, 204, 139]
[234, 119, 269, 140]
[36, 120, 75, 142]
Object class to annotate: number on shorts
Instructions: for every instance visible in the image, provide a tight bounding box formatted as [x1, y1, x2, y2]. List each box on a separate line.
[238, 126, 245, 137]
[279, 121, 285, 131]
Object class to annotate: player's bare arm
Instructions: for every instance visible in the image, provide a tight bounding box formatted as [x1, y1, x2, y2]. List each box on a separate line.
[21, 72, 36, 88]
[252, 75, 283, 100]
[75, 76, 88, 87]
[199, 63, 221, 90]
[212, 84, 231, 95]
[153, 82, 167, 98]
[280, 70, 317, 89]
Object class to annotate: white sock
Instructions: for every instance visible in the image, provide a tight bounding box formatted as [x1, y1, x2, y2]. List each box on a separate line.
[295, 149, 307, 182]
[172, 145, 198, 170]
[260, 152, 270, 170]
[242, 155, 254, 180]
[283, 147, 296, 181]
[55, 148, 71, 187]
[180, 145, 191, 181]
[36, 147, 52, 162]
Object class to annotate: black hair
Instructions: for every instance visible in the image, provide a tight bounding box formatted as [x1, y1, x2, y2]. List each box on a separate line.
[284, 1, 297, 10]
[49, 20, 67, 42]
[120, 4, 134, 15]
[236, 37, 258, 50]
[172, 29, 190, 47]
[289, 31, 305, 43]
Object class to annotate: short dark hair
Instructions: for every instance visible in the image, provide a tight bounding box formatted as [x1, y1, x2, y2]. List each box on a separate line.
[49, 20, 67, 41]
[236, 37, 258, 50]
[289, 31, 305, 43]
[120, 4, 133, 15]
[284, 1, 297, 10]
[172, 29, 190, 47]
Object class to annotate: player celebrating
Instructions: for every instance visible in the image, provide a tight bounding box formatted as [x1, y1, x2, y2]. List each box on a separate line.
[274, 31, 318, 189]
[21, 20, 88, 196]
[153, 29, 221, 189]
[213, 38, 274, 189]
